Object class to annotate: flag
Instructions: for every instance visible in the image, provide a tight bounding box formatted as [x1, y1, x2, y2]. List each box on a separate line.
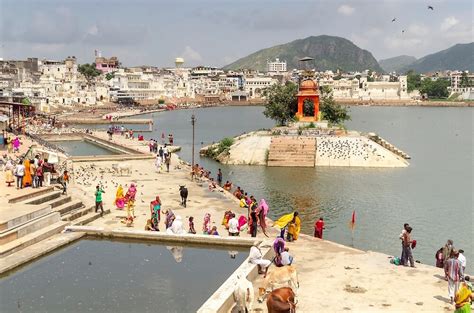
[349, 210, 356, 230]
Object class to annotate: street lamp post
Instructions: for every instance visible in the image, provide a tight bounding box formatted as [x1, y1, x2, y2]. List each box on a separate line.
[191, 114, 196, 180]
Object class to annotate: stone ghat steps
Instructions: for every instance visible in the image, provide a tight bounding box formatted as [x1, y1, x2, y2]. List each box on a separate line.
[267, 136, 316, 167]
[0, 212, 60, 245]
[0, 220, 70, 257]
[0, 204, 51, 233]
[7, 186, 55, 204]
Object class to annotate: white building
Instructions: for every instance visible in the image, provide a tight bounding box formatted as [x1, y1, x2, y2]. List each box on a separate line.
[449, 71, 474, 99]
[244, 76, 277, 99]
[267, 58, 287, 74]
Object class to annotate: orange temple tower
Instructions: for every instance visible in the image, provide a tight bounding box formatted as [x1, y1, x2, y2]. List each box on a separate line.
[296, 79, 320, 122]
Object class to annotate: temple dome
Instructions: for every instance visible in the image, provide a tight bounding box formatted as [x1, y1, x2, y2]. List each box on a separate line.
[300, 79, 317, 90]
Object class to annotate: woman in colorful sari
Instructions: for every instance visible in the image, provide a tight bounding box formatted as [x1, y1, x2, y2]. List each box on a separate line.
[274, 211, 301, 241]
[3, 160, 14, 187]
[203, 213, 211, 234]
[12, 137, 20, 152]
[273, 237, 286, 267]
[114, 184, 125, 210]
[124, 183, 137, 219]
[22, 159, 32, 188]
[455, 282, 473, 313]
[150, 196, 161, 229]
[256, 199, 269, 237]
[164, 209, 175, 229]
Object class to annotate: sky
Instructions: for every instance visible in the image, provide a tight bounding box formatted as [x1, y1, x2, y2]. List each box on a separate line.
[0, 0, 472, 67]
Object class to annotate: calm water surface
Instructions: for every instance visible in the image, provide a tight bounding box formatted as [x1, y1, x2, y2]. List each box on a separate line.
[53, 140, 120, 156]
[0, 239, 248, 312]
[134, 106, 473, 270]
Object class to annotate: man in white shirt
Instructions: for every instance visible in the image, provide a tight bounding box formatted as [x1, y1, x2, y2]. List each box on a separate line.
[14, 161, 25, 189]
[458, 249, 467, 271]
[249, 245, 271, 277]
[228, 213, 239, 236]
[280, 248, 294, 266]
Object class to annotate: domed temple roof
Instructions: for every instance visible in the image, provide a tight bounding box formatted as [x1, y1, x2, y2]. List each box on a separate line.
[297, 79, 319, 96]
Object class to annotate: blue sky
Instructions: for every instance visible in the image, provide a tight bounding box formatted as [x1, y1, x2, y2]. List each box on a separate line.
[0, 0, 472, 67]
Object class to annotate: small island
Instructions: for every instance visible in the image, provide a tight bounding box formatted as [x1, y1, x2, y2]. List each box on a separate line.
[201, 75, 410, 168]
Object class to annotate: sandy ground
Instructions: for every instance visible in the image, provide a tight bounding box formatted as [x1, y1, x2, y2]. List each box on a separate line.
[0, 130, 456, 312]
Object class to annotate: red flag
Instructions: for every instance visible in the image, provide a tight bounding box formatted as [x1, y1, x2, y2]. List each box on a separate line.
[349, 210, 356, 230]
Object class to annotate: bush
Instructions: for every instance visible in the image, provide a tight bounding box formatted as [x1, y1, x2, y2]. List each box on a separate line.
[308, 122, 316, 128]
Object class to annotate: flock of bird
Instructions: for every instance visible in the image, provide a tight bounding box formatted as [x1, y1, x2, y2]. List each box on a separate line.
[317, 138, 386, 161]
[73, 163, 148, 202]
[393, 5, 434, 34]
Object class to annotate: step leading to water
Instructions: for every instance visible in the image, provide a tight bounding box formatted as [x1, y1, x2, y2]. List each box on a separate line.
[0, 220, 70, 257]
[0, 212, 61, 245]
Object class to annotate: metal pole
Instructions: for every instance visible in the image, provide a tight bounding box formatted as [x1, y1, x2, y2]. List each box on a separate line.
[191, 114, 195, 180]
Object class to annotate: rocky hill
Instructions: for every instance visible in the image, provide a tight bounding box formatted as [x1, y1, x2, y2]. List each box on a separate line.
[224, 35, 383, 72]
[379, 55, 417, 73]
[400, 43, 474, 73]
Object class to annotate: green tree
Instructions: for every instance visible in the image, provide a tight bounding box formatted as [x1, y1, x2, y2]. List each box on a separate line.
[420, 78, 450, 99]
[263, 81, 298, 126]
[319, 86, 350, 124]
[406, 70, 421, 92]
[105, 72, 115, 81]
[460, 71, 471, 88]
[78, 63, 102, 83]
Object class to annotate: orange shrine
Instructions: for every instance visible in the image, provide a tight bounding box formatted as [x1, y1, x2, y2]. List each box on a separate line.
[296, 79, 320, 121]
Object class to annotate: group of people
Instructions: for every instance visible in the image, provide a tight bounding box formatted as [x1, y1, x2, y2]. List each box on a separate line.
[154, 145, 172, 173]
[435, 240, 471, 309]
[3, 155, 58, 190]
[110, 183, 138, 225]
[2, 134, 22, 153]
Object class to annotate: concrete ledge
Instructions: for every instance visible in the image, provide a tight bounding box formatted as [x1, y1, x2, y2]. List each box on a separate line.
[64, 226, 260, 247]
[198, 241, 273, 313]
[0, 232, 84, 275]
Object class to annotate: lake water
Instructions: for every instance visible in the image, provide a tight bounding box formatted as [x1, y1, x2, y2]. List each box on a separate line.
[53, 140, 120, 156]
[134, 106, 473, 271]
[0, 238, 248, 312]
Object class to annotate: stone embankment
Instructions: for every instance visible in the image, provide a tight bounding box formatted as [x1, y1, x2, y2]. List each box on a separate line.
[202, 129, 409, 168]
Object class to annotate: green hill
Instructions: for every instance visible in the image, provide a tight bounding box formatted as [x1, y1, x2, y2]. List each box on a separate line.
[379, 55, 417, 73]
[400, 43, 474, 73]
[224, 35, 383, 72]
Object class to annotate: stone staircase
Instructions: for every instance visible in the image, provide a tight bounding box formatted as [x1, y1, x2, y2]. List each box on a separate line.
[368, 133, 411, 159]
[0, 186, 109, 258]
[267, 136, 317, 167]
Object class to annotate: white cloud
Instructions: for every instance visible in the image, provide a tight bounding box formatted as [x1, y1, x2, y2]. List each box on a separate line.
[440, 16, 459, 31]
[337, 5, 355, 16]
[407, 23, 429, 36]
[181, 46, 202, 62]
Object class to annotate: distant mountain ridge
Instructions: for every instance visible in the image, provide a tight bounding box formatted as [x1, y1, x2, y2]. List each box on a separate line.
[379, 55, 417, 73]
[224, 35, 383, 72]
[400, 43, 474, 73]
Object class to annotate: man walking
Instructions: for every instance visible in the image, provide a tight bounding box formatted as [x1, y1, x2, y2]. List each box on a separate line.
[444, 250, 464, 304]
[95, 185, 105, 216]
[217, 168, 223, 186]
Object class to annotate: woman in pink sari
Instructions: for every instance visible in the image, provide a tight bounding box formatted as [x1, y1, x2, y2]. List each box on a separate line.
[202, 213, 211, 234]
[256, 199, 269, 237]
[124, 183, 137, 219]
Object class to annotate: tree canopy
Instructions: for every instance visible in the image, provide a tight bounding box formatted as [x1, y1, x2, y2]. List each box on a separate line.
[263, 82, 298, 126]
[78, 63, 102, 83]
[406, 70, 422, 92]
[263, 82, 350, 126]
[420, 78, 450, 99]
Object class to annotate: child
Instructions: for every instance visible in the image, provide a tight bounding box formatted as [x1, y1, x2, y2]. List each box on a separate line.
[188, 216, 196, 234]
[210, 226, 219, 236]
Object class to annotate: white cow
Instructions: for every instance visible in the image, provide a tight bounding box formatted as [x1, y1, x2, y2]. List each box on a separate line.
[233, 274, 254, 313]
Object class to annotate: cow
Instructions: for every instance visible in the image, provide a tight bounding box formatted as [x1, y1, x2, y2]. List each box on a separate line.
[233, 274, 254, 313]
[258, 265, 299, 303]
[179, 185, 188, 207]
[266, 287, 297, 313]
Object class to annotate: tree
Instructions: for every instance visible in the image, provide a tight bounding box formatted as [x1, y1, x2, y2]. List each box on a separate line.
[406, 70, 422, 92]
[420, 78, 450, 99]
[263, 81, 298, 126]
[319, 86, 350, 124]
[460, 71, 471, 88]
[78, 63, 102, 84]
[105, 72, 115, 81]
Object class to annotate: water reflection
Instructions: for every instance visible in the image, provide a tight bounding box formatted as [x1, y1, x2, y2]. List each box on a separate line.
[166, 246, 184, 263]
